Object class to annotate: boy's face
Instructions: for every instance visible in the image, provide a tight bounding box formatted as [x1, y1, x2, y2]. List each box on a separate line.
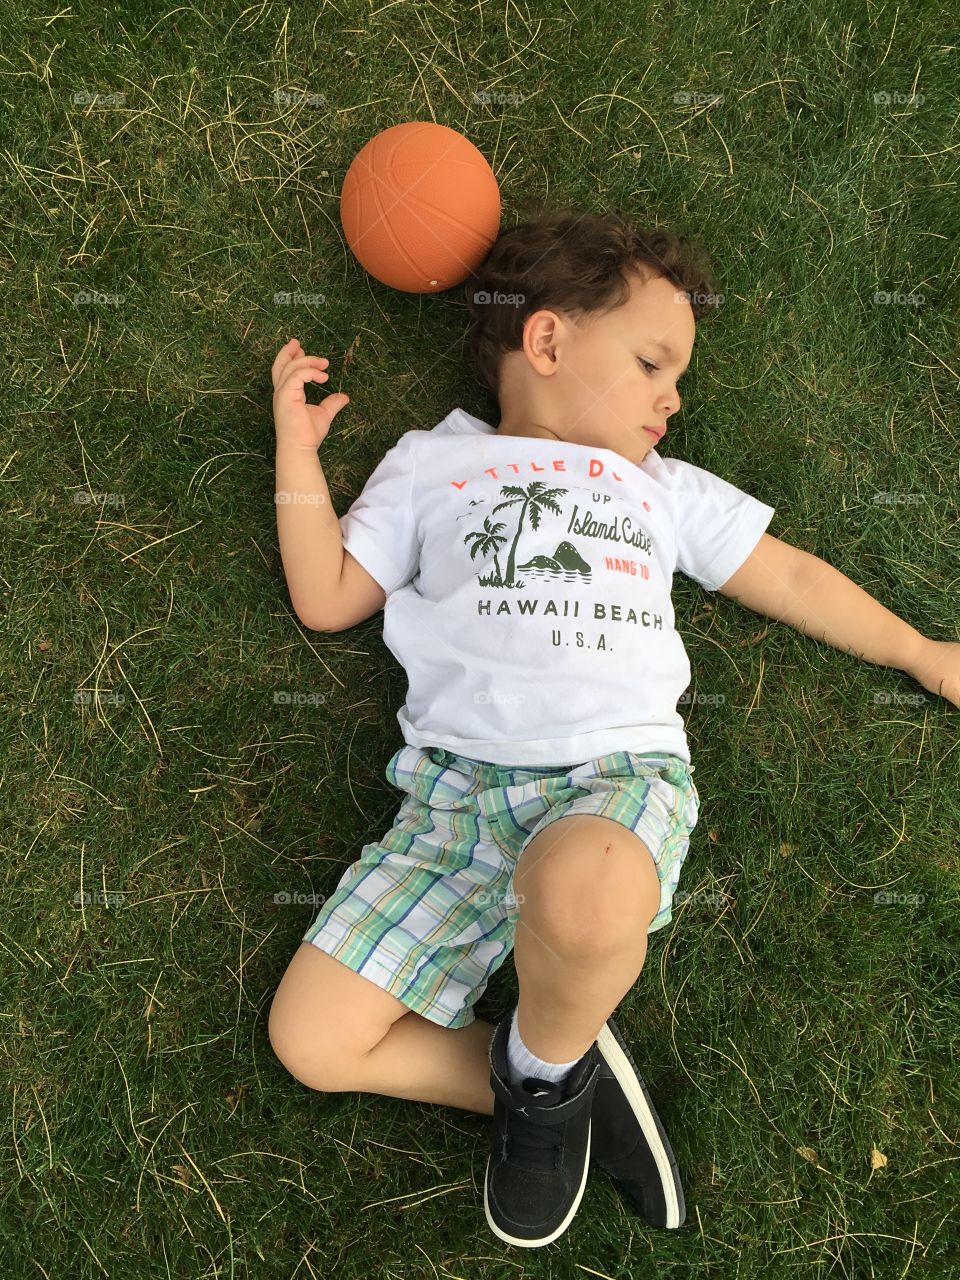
[496, 267, 696, 466]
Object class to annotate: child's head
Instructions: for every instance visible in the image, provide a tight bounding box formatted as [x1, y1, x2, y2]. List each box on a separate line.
[463, 204, 719, 464]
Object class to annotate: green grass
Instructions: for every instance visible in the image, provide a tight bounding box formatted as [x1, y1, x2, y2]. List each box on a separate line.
[2, 1, 959, 1276]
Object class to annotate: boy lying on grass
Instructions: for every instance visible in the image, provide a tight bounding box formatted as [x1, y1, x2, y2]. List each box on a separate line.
[267, 206, 958, 1249]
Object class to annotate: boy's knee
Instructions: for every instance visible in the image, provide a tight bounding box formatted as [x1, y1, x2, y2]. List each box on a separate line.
[518, 888, 655, 957]
[268, 995, 360, 1093]
[515, 827, 661, 951]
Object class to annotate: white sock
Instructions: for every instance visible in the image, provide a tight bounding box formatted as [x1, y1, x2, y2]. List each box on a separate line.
[506, 1006, 583, 1090]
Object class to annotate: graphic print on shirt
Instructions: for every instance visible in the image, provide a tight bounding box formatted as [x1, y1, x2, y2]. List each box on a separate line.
[457, 478, 662, 653]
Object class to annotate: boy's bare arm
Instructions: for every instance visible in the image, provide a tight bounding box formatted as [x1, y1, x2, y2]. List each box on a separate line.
[275, 451, 386, 630]
[718, 536, 960, 707]
[275, 443, 346, 628]
[272, 339, 353, 630]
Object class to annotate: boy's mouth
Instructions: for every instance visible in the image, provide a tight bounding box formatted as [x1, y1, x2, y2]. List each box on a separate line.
[643, 426, 664, 440]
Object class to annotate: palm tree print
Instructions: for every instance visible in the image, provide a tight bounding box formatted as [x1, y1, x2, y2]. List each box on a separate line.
[463, 514, 509, 586]
[463, 481, 569, 588]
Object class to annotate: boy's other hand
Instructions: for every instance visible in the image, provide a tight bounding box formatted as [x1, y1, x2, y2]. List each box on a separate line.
[908, 638, 960, 708]
[272, 337, 350, 451]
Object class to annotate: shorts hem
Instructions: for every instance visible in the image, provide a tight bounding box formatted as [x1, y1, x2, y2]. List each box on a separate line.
[302, 933, 478, 1030]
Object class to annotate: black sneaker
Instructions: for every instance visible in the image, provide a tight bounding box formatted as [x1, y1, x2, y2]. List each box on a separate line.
[590, 1018, 686, 1227]
[484, 1011, 601, 1248]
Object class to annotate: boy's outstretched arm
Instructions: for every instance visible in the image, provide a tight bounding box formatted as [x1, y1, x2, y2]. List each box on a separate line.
[716, 534, 960, 708]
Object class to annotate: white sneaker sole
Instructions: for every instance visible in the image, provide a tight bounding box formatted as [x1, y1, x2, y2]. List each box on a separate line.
[483, 1121, 592, 1248]
[595, 1022, 683, 1228]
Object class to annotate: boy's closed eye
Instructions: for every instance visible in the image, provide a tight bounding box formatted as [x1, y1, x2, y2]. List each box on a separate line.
[637, 356, 688, 381]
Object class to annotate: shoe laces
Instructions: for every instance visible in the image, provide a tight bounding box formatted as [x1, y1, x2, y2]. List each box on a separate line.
[505, 1080, 565, 1170]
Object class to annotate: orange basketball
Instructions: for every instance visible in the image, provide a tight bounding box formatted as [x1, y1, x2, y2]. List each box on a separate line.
[340, 121, 501, 294]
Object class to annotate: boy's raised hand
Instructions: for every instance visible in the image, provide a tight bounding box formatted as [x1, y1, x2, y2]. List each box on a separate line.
[272, 337, 350, 451]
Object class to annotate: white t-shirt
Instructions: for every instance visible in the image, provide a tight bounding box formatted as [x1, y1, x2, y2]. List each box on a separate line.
[338, 407, 775, 767]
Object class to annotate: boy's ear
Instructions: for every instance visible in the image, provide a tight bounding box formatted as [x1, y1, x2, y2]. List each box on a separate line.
[523, 310, 564, 374]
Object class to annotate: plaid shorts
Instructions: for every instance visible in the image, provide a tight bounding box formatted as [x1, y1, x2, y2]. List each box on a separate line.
[302, 744, 700, 1029]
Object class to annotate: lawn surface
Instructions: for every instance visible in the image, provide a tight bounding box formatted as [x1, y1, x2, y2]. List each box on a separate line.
[2, 2, 958, 1276]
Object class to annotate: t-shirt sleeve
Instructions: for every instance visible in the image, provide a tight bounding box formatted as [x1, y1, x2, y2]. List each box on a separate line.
[663, 457, 776, 592]
[337, 434, 419, 595]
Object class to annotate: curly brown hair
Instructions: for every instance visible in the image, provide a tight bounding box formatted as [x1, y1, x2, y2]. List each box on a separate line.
[462, 202, 720, 400]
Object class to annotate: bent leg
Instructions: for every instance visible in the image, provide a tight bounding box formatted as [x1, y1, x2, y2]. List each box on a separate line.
[268, 943, 496, 1113]
[358, 1006, 496, 1114]
[511, 814, 662, 1064]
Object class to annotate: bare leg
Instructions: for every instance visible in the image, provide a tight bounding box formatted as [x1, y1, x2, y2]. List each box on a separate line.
[273, 812, 659, 1114]
[357, 1011, 497, 1114]
[511, 815, 661, 1063]
[350, 820, 658, 1107]
[269, 943, 498, 1114]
